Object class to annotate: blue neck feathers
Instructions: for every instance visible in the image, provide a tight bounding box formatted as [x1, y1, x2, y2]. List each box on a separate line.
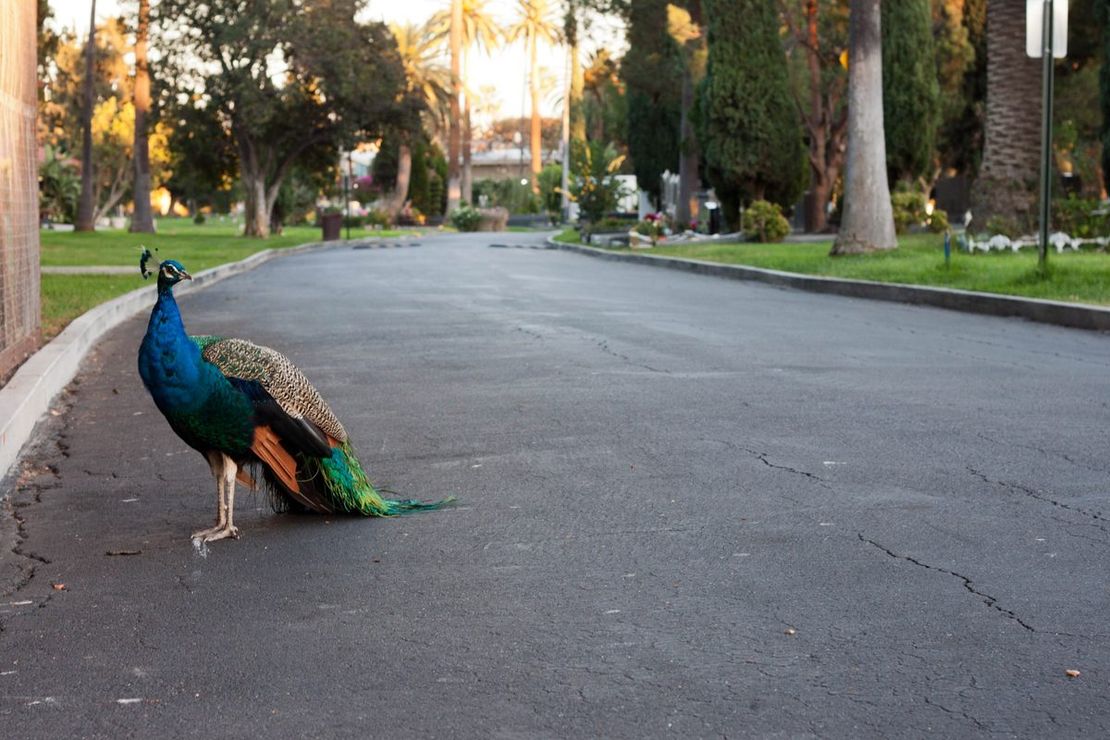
[138, 284, 204, 411]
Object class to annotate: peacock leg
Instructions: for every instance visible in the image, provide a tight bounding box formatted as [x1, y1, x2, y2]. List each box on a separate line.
[198, 454, 241, 542]
[192, 452, 229, 540]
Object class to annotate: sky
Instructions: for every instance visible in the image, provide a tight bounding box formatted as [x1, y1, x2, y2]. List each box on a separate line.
[48, 0, 626, 124]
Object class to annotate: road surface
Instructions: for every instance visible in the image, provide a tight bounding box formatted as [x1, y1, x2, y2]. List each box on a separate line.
[2, 232, 1108, 736]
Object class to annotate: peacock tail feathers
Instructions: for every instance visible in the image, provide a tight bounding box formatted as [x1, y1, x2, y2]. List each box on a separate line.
[298, 441, 454, 516]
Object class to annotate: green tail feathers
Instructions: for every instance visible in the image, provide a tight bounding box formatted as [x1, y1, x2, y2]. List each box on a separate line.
[303, 441, 454, 516]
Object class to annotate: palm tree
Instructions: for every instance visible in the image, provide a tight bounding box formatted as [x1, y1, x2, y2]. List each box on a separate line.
[388, 21, 452, 220]
[831, 0, 896, 254]
[447, 0, 462, 212]
[392, 21, 453, 136]
[973, 0, 1041, 232]
[130, 0, 155, 233]
[508, 0, 559, 194]
[431, 0, 501, 204]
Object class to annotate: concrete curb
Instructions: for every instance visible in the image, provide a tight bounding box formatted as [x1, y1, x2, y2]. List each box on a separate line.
[547, 238, 1110, 332]
[0, 240, 334, 483]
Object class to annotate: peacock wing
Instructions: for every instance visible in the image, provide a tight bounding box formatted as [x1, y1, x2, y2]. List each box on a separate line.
[197, 337, 349, 445]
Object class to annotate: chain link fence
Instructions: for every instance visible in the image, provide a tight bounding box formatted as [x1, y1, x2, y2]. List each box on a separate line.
[0, 0, 41, 379]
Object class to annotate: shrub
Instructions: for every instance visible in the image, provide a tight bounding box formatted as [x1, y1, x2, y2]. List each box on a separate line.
[890, 191, 926, 235]
[984, 215, 1021, 238]
[537, 163, 564, 223]
[569, 141, 628, 229]
[927, 208, 950, 233]
[634, 212, 669, 245]
[1052, 197, 1110, 238]
[742, 199, 791, 242]
[450, 204, 482, 232]
[193, 213, 206, 225]
[365, 209, 390, 228]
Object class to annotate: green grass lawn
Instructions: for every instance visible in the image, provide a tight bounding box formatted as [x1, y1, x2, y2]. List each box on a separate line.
[40, 219, 322, 269]
[555, 231, 1110, 306]
[40, 274, 148, 339]
[38, 219, 432, 340]
[40, 219, 320, 339]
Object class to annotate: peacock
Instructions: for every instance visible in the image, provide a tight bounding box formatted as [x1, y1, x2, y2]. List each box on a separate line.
[136, 249, 450, 542]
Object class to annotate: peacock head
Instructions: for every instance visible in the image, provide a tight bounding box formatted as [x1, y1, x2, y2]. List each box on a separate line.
[157, 260, 192, 290]
[141, 248, 191, 290]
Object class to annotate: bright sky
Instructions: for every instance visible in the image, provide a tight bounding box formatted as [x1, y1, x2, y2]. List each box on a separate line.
[49, 0, 625, 123]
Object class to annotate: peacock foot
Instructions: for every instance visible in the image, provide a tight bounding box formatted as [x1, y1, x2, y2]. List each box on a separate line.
[191, 525, 240, 543]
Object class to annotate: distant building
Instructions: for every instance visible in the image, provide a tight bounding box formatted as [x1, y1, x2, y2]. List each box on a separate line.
[0, 1, 40, 379]
[470, 146, 558, 182]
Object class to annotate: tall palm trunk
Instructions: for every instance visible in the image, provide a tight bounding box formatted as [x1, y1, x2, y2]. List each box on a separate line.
[462, 49, 473, 205]
[528, 32, 541, 194]
[75, 0, 97, 232]
[972, 0, 1041, 232]
[446, 0, 463, 212]
[130, 0, 156, 233]
[831, 0, 896, 254]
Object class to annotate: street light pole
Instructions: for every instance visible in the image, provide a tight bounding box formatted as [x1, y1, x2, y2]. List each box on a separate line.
[1036, 0, 1055, 275]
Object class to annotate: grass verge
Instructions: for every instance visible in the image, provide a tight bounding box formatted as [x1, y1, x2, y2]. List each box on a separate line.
[553, 231, 1110, 306]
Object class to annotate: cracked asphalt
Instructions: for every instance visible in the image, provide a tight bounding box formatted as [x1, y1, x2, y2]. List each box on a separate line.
[2, 231, 1109, 737]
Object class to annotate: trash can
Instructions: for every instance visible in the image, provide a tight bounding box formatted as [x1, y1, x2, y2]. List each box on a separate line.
[320, 212, 342, 241]
[706, 202, 721, 235]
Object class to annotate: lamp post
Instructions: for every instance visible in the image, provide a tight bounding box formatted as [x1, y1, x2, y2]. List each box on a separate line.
[1027, 0, 1068, 274]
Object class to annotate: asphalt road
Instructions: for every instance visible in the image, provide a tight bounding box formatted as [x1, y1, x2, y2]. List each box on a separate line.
[2, 232, 1109, 737]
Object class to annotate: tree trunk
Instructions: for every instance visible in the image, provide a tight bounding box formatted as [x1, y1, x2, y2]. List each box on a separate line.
[75, 0, 97, 232]
[675, 0, 703, 229]
[130, 0, 155, 233]
[242, 171, 269, 238]
[676, 70, 699, 228]
[446, 0, 462, 212]
[382, 142, 412, 219]
[831, 0, 896, 254]
[528, 33, 541, 194]
[972, 0, 1042, 233]
[462, 50, 473, 205]
[569, 35, 585, 144]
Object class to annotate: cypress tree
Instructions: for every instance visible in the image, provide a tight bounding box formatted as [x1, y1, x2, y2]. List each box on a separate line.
[622, 0, 683, 207]
[881, 0, 940, 184]
[697, 0, 806, 227]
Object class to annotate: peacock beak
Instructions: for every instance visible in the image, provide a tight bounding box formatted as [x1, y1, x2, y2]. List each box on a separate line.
[181, 271, 192, 280]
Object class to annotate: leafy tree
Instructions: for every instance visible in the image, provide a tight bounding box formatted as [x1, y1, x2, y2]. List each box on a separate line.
[622, 0, 682, 207]
[157, 0, 406, 237]
[931, 0, 983, 176]
[779, 0, 850, 233]
[88, 95, 172, 222]
[76, 1, 100, 231]
[831, 0, 896, 254]
[698, 0, 806, 228]
[165, 101, 237, 215]
[581, 49, 626, 147]
[41, 18, 171, 224]
[569, 140, 626, 226]
[881, 0, 940, 185]
[537, 163, 564, 222]
[39, 145, 81, 223]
